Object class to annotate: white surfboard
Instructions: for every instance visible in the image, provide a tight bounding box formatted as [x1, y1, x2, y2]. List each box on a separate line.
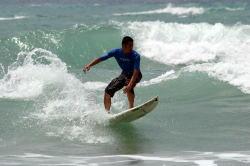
[109, 96, 159, 125]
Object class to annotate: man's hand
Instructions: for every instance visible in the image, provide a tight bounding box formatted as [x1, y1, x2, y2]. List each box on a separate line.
[123, 85, 132, 94]
[125, 78, 130, 85]
[83, 64, 91, 73]
[123, 69, 139, 93]
[82, 58, 102, 74]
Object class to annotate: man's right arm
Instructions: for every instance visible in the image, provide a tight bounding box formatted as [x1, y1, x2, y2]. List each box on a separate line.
[83, 58, 101, 73]
[82, 49, 116, 73]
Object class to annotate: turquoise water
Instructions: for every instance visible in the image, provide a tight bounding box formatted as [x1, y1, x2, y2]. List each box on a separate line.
[1, 0, 250, 165]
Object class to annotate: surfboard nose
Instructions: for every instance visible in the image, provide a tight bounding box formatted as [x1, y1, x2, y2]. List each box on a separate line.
[155, 96, 159, 102]
[109, 96, 159, 125]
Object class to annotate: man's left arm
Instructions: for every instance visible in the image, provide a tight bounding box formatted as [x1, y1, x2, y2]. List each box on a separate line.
[124, 55, 140, 92]
[127, 69, 140, 89]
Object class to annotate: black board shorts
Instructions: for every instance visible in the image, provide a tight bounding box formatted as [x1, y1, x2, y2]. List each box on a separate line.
[105, 72, 142, 97]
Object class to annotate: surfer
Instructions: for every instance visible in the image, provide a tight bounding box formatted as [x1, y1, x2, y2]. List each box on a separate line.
[83, 36, 142, 113]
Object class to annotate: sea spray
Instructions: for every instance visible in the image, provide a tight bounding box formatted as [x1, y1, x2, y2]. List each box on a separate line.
[122, 21, 250, 93]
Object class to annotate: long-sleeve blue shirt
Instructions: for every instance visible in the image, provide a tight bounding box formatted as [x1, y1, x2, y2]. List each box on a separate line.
[99, 48, 141, 75]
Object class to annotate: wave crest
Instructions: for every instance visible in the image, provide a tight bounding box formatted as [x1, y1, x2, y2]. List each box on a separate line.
[114, 4, 205, 16]
[0, 15, 28, 21]
[122, 21, 250, 93]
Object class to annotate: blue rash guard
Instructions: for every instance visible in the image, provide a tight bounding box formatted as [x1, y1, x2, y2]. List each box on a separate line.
[99, 48, 141, 76]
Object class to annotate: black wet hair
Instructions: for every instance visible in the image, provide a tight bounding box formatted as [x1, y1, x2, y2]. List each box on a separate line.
[122, 36, 133, 45]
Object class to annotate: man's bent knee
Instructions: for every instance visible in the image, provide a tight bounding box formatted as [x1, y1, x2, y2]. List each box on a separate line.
[104, 92, 111, 98]
[128, 88, 135, 95]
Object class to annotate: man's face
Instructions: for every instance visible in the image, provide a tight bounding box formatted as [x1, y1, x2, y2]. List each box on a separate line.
[122, 42, 133, 54]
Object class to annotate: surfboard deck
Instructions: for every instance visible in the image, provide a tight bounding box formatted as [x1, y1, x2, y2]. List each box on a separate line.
[109, 96, 159, 125]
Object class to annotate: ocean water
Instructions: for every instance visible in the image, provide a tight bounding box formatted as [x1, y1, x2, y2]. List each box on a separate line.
[1, 0, 250, 165]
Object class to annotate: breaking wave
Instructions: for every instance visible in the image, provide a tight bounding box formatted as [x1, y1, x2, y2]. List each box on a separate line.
[122, 21, 250, 93]
[113, 3, 205, 16]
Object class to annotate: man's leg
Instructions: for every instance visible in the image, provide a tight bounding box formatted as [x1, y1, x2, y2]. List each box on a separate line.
[127, 91, 135, 109]
[125, 72, 142, 109]
[104, 93, 111, 112]
[104, 74, 126, 113]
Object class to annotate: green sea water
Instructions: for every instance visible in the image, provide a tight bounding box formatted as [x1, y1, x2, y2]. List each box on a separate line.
[1, 0, 250, 165]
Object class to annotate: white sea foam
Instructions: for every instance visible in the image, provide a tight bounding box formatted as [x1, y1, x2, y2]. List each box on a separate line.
[139, 70, 177, 87]
[83, 81, 107, 90]
[0, 48, 67, 99]
[113, 4, 243, 17]
[114, 3, 205, 16]
[0, 46, 115, 143]
[8, 151, 248, 166]
[0, 15, 28, 21]
[0, 64, 4, 77]
[84, 151, 250, 165]
[224, 7, 244, 11]
[93, 3, 101, 6]
[12, 37, 30, 50]
[122, 21, 250, 94]
[29, 4, 43, 7]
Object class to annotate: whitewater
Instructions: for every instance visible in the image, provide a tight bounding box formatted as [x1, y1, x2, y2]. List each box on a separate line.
[0, 1, 250, 165]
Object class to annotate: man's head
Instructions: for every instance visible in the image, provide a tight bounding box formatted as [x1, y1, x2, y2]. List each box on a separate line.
[122, 36, 133, 54]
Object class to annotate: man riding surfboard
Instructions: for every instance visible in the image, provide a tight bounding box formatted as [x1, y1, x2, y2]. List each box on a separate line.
[83, 36, 142, 113]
